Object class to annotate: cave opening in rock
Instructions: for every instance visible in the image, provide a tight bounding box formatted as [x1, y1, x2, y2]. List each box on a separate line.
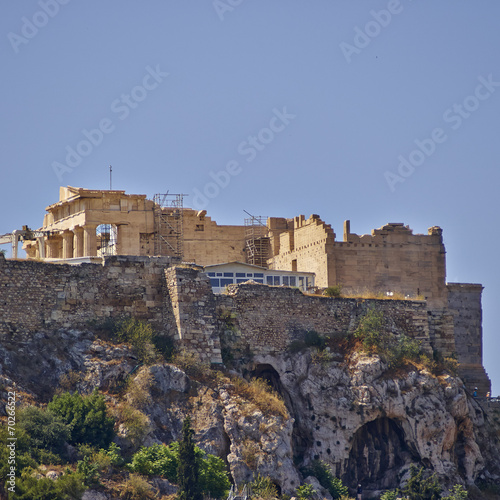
[344, 417, 418, 491]
[251, 363, 312, 465]
[251, 363, 284, 396]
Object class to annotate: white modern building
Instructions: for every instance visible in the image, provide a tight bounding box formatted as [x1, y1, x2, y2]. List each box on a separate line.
[203, 262, 315, 294]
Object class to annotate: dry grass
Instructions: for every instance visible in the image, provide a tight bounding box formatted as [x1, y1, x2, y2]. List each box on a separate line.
[120, 473, 155, 499]
[112, 402, 151, 448]
[126, 368, 153, 409]
[230, 377, 288, 419]
[241, 438, 260, 470]
[341, 289, 425, 301]
[306, 287, 425, 301]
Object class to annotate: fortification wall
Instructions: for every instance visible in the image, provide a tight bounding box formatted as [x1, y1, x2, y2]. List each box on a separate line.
[0, 254, 176, 334]
[268, 218, 447, 310]
[165, 266, 222, 363]
[216, 283, 432, 357]
[332, 225, 447, 310]
[181, 209, 246, 266]
[268, 215, 336, 287]
[447, 283, 490, 394]
[0, 255, 490, 390]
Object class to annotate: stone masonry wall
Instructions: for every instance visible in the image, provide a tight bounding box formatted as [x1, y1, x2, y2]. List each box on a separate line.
[165, 266, 222, 364]
[447, 283, 490, 394]
[0, 254, 177, 334]
[216, 282, 432, 357]
[0, 254, 490, 389]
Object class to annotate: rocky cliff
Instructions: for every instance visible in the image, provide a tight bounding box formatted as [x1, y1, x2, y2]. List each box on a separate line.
[1, 327, 499, 499]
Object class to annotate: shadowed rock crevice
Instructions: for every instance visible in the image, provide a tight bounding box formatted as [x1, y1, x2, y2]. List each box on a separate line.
[345, 417, 417, 491]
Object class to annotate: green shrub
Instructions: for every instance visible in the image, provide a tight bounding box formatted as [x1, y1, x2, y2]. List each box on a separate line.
[12, 469, 87, 500]
[288, 339, 306, 353]
[250, 475, 278, 500]
[402, 464, 441, 500]
[116, 318, 159, 365]
[324, 285, 342, 297]
[129, 439, 230, 499]
[442, 484, 468, 500]
[353, 308, 422, 367]
[296, 483, 317, 499]
[106, 442, 125, 467]
[77, 455, 101, 486]
[304, 330, 326, 350]
[311, 349, 333, 367]
[302, 460, 348, 500]
[353, 308, 385, 352]
[151, 335, 175, 362]
[380, 491, 399, 500]
[18, 406, 70, 458]
[48, 390, 114, 449]
[387, 334, 421, 368]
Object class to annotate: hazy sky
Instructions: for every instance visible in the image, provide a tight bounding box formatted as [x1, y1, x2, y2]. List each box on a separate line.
[1, 1, 499, 393]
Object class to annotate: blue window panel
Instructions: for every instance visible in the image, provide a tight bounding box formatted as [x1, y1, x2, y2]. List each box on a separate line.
[207, 272, 216, 277]
[236, 273, 246, 277]
[216, 273, 223, 276]
[254, 279, 263, 284]
[220, 278, 233, 286]
[210, 278, 220, 287]
[282, 276, 289, 286]
[273, 276, 280, 285]
[254, 273, 264, 278]
[289, 276, 296, 286]
[224, 272, 234, 277]
[266, 276, 273, 285]
[246, 273, 253, 277]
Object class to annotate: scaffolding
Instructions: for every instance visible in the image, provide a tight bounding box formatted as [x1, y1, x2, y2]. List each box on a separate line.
[153, 193, 184, 259]
[244, 213, 269, 267]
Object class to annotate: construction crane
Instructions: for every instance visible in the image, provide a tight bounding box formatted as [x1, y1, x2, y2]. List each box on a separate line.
[0, 226, 50, 259]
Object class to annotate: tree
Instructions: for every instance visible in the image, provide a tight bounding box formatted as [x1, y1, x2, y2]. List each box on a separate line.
[177, 416, 202, 500]
[47, 390, 114, 449]
[302, 460, 348, 499]
[402, 465, 442, 500]
[17, 406, 70, 462]
[442, 484, 468, 500]
[129, 441, 230, 498]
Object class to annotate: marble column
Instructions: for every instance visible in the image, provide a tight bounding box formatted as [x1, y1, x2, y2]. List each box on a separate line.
[73, 227, 84, 258]
[62, 230, 74, 260]
[83, 224, 97, 257]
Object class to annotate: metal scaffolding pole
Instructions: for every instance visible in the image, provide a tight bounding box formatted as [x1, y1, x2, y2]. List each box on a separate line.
[153, 193, 184, 259]
[244, 212, 269, 268]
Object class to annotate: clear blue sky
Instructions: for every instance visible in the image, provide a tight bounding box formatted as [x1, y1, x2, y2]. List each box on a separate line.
[1, 1, 499, 393]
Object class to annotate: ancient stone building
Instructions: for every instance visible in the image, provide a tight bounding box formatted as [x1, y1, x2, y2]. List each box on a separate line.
[0, 186, 491, 393]
[21, 186, 246, 265]
[268, 216, 447, 309]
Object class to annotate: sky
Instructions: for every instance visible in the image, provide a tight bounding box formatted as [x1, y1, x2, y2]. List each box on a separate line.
[1, 1, 499, 393]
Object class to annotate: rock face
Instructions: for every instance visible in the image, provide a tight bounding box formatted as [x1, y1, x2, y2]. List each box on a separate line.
[250, 351, 498, 495]
[1, 329, 499, 498]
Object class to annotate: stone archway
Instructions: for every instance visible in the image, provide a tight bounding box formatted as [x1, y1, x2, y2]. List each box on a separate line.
[344, 417, 417, 491]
